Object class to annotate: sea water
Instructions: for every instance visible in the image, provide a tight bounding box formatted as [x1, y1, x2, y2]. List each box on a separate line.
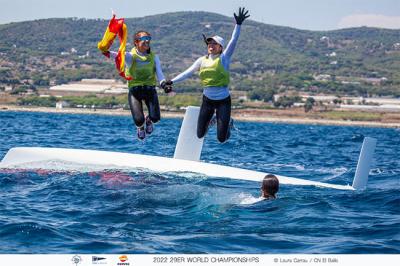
[0, 111, 399, 253]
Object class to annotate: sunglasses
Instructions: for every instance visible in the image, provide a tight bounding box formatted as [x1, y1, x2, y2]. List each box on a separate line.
[136, 36, 152, 41]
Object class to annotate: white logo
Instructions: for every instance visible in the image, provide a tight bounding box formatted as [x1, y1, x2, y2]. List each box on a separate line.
[92, 256, 108, 265]
[71, 255, 82, 266]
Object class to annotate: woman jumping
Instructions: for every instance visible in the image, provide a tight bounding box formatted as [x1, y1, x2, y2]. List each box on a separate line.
[164, 7, 250, 143]
[105, 31, 170, 140]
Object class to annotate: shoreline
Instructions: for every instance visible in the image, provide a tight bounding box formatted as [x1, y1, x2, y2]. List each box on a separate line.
[1, 105, 399, 128]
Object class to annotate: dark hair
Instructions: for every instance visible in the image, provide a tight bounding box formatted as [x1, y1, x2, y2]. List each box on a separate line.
[262, 174, 279, 199]
[134, 30, 151, 53]
[134, 30, 151, 39]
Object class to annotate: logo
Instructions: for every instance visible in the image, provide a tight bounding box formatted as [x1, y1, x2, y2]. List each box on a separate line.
[71, 255, 82, 266]
[92, 256, 107, 265]
[117, 255, 130, 266]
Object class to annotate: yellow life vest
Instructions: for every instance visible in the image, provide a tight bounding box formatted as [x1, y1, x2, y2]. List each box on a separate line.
[127, 48, 157, 87]
[199, 55, 230, 87]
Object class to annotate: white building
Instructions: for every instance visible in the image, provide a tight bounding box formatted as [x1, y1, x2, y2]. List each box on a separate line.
[49, 79, 126, 94]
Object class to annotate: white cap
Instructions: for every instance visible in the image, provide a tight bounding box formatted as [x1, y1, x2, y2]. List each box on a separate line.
[206, 35, 225, 47]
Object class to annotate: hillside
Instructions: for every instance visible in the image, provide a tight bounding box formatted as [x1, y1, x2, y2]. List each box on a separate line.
[0, 11, 399, 97]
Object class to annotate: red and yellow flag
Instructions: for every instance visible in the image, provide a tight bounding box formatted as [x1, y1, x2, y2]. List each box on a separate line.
[98, 15, 131, 80]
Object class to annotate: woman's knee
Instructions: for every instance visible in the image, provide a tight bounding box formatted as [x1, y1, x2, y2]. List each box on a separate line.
[217, 128, 230, 143]
[197, 131, 206, 139]
[197, 127, 207, 139]
[217, 134, 228, 143]
[150, 115, 160, 123]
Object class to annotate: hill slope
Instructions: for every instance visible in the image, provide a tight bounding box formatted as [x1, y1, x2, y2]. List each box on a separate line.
[0, 11, 399, 96]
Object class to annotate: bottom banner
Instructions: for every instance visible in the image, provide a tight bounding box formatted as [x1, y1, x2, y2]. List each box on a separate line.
[0, 254, 398, 266]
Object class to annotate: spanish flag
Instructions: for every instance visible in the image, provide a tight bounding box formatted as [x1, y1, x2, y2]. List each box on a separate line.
[98, 15, 131, 80]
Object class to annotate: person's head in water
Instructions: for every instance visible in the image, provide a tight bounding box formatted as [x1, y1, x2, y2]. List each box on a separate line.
[261, 174, 279, 199]
[206, 35, 224, 55]
[134, 31, 151, 54]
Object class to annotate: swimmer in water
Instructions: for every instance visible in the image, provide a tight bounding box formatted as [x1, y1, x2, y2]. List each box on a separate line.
[261, 174, 279, 199]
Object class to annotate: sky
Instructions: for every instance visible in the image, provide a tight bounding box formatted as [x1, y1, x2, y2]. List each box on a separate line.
[0, 0, 399, 30]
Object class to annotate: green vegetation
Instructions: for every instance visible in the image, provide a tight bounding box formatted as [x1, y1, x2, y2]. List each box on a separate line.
[0, 12, 400, 98]
[16, 93, 202, 110]
[249, 88, 275, 102]
[10, 85, 35, 95]
[18, 96, 57, 107]
[159, 94, 202, 109]
[62, 95, 127, 108]
[321, 111, 382, 121]
[17, 95, 126, 109]
[304, 97, 315, 112]
[274, 95, 302, 108]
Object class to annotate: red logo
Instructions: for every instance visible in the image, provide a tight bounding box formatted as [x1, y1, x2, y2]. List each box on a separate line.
[119, 255, 128, 262]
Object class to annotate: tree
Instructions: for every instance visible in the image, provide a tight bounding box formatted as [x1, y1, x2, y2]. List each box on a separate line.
[304, 97, 315, 112]
[333, 98, 342, 105]
[274, 95, 299, 108]
[10, 85, 29, 95]
[249, 88, 275, 102]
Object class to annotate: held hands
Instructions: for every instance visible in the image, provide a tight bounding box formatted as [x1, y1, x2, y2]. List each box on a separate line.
[234, 7, 250, 25]
[161, 80, 173, 93]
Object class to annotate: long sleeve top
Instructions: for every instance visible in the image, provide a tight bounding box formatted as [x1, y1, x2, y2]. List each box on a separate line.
[171, 24, 241, 100]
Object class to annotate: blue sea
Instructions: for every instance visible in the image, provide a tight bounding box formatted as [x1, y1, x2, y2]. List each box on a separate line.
[0, 111, 399, 254]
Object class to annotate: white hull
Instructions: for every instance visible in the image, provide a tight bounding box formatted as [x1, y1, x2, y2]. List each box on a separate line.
[0, 106, 376, 191]
[0, 147, 353, 190]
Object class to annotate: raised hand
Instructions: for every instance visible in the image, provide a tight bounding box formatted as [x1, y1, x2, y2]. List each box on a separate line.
[234, 7, 250, 25]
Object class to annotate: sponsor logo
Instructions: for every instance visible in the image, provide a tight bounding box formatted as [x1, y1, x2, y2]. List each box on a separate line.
[92, 256, 107, 265]
[117, 255, 130, 266]
[71, 255, 82, 266]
